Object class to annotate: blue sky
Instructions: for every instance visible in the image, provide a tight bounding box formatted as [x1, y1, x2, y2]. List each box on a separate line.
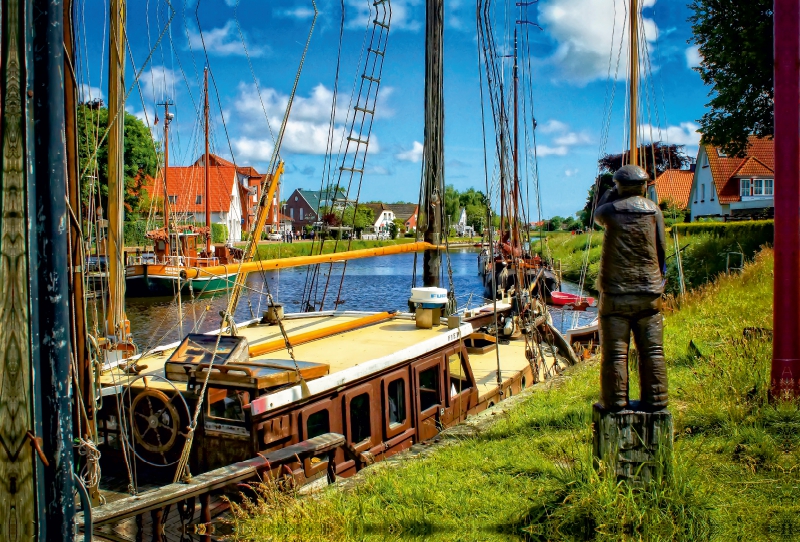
[77, 0, 709, 219]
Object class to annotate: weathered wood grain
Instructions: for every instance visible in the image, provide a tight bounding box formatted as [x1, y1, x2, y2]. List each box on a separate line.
[0, 1, 36, 539]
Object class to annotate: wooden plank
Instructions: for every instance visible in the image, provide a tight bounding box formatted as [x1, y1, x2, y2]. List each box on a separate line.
[79, 432, 344, 527]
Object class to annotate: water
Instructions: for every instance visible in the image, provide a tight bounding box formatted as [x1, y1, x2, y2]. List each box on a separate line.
[125, 248, 597, 349]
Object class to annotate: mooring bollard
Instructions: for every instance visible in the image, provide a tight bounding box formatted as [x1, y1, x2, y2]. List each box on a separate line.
[592, 401, 673, 485]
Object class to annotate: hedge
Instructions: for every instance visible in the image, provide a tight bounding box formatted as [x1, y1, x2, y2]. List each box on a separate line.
[672, 220, 773, 243]
[212, 223, 229, 244]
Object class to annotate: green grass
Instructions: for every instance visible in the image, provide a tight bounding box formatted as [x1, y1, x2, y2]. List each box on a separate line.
[231, 248, 798, 541]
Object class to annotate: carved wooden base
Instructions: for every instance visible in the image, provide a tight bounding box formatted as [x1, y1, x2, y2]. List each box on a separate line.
[592, 402, 673, 485]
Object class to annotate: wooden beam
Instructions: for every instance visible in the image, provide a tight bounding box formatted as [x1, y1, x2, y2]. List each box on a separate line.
[78, 433, 345, 527]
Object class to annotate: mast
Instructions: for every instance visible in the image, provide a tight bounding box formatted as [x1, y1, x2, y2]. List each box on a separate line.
[421, 0, 444, 288]
[771, 0, 800, 400]
[204, 67, 212, 253]
[628, 0, 639, 166]
[512, 28, 520, 248]
[160, 101, 173, 246]
[106, 0, 127, 337]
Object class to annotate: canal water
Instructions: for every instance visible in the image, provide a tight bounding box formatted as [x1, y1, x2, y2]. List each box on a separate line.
[126, 248, 596, 349]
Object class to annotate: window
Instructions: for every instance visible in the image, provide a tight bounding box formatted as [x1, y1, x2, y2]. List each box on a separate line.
[168, 195, 178, 204]
[701, 184, 705, 201]
[349, 393, 371, 443]
[765, 179, 774, 195]
[753, 179, 763, 196]
[300, 208, 304, 220]
[290, 208, 294, 220]
[740, 178, 751, 197]
[449, 353, 472, 397]
[208, 388, 250, 421]
[252, 194, 257, 203]
[419, 367, 440, 412]
[306, 409, 330, 439]
[387, 379, 406, 427]
[196, 195, 202, 205]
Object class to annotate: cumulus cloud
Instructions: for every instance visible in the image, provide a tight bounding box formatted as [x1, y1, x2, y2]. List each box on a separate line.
[564, 168, 579, 177]
[536, 119, 593, 157]
[641, 121, 701, 149]
[79, 84, 104, 102]
[396, 141, 424, 163]
[188, 20, 268, 57]
[539, 0, 658, 84]
[137, 65, 179, 104]
[274, 6, 316, 20]
[685, 45, 702, 69]
[345, 0, 423, 32]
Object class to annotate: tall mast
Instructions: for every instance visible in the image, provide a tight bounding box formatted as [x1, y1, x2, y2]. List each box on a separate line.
[771, 0, 800, 400]
[161, 101, 173, 245]
[512, 28, 520, 248]
[204, 67, 212, 253]
[422, 0, 444, 288]
[107, 0, 127, 337]
[628, 0, 639, 166]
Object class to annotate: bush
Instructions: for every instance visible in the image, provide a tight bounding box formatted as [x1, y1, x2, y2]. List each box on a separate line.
[123, 220, 149, 247]
[211, 223, 228, 243]
[672, 219, 773, 241]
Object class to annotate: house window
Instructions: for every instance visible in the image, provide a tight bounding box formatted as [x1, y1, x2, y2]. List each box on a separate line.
[195, 195, 202, 205]
[387, 379, 406, 427]
[765, 179, 774, 195]
[701, 184, 705, 201]
[349, 393, 371, 444]
[300, 208, 304, 220]
[306, 409, 329, 439]
[753, 179, 763, 196]
[168, 195, 178, 204]
[740, 178, 751, 197]
[290, 208, 294, 220]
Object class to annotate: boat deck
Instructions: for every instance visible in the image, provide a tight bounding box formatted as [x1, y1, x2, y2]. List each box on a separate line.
[470, 337, 559, 402]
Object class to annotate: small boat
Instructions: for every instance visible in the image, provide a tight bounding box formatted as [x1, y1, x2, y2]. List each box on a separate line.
[549, 291, 595, 309]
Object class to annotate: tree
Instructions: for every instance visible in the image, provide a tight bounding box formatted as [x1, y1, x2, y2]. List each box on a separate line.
[340, 205, 374, 235]
[548, 216, 564, 230]
[77, 104, 159, 218]
[598, 143, 691, 181]
[689, 0, 773, 156]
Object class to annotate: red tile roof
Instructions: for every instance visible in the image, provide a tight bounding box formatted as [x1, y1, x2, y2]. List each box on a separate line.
[143, 164, 238, 213]
[705, 137, 774, 204]
[654, 169, 694, 209]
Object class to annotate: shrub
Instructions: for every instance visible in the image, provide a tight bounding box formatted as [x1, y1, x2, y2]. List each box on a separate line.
[123, 220, 149, 247]
[211, 223, 228, 243]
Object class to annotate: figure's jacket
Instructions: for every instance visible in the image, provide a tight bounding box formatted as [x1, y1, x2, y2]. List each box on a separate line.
[593, 188, 666, 296]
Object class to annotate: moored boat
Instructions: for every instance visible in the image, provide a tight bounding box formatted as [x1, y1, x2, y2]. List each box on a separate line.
[550, 291, 596, 309]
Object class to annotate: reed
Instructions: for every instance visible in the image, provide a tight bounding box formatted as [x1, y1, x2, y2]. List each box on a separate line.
[234, 248, 798, 541]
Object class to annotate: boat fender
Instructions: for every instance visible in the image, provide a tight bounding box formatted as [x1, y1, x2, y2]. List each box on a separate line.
[503, 317, 514, 336]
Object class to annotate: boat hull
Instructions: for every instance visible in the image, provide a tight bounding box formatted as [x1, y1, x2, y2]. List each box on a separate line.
[125, 264, 236, 297]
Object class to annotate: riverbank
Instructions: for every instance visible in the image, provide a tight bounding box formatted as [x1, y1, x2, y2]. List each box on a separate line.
[248, 237, 482, 260]
[232, 248, 797, 541]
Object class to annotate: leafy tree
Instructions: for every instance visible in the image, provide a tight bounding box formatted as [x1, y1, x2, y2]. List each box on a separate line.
[598, 143, 691, 180]
[340, 205, 375, 235]
[549, 216, 564, 230]
[391, 218, 404, 239]
[77, 104, 159, 218]
[689, 0, 773, 157]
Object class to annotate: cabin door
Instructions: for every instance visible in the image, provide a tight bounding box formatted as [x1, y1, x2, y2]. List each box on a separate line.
[443, 346, 476, 426]
[412, 355, 445, 442]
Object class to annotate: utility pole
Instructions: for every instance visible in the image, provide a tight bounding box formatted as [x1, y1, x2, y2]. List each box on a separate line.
[771, 0, 800, 400]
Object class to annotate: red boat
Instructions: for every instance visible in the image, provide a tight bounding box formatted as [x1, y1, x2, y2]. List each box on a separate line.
[550, 291, 595, 309]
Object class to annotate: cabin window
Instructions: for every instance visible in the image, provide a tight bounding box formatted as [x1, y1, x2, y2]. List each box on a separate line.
[168, 195, 178, 204]
[419, 366, 440, 412]
[448, 353, 472, 397]
[208, 388, 249, 421]
[306, 409, 330, 439]
[765, 179, 774, 195]
[157, 240, 166, 251]
[740, 179, 751, 197]
[387, 379, 406, 427]
[349, 393, 371, 444]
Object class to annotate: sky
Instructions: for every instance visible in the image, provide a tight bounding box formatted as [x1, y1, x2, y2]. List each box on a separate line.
[76, 0, 710, 220]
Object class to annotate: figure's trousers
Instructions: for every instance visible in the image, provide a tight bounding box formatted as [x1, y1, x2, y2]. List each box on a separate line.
[598, 293, 668, 411]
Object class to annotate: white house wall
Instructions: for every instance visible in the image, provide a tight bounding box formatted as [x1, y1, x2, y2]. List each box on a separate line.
[690, 148, 725, 220]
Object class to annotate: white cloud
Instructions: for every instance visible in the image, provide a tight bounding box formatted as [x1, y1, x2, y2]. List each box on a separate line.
[641, 121, 701, 149]
[188, 20, 268, 57]
[539, 0, 658, 84]
[79, 84, 103, 102]
[536, 119, 593, 157]
[685, 45, 702, 69]
[137, 65, 178, 104]
[538, 145, 569, 157]
[345, 0, 423, 32]
[539, 119, 569, 134]
[396, 141, 424, 163]
[232, 136, 273, 162]
[275, 7, 316, 20]
[564, 168, 579, 177]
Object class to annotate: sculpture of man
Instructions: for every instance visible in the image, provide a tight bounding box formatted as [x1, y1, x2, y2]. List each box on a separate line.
[594, 165, 668, 412]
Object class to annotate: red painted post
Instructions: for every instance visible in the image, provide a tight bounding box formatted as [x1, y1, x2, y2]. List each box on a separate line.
[771, 0, 800, 400]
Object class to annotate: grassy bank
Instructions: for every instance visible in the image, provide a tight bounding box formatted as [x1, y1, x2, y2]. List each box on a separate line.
[251, 238, 416, 260]
[232, 248, 798, 541]
[535, 220, 773, 295]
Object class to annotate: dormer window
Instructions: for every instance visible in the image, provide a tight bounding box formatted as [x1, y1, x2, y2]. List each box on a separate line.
[196, 195, 202, 205]
[168, 195, 178, 204]
[718, 149, 727, 158]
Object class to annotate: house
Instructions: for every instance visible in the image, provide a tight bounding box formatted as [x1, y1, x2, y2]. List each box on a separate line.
[647, 168, 695, 210]
[364, 203, 395, 235]
[284, 187, 347, 230]
[384, 203, 418, 232]
[689, 137, 774, 221]
[144, 160, 246, 242]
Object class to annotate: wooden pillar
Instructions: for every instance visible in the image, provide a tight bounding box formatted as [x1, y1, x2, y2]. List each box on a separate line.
[592, 402, 673, 485]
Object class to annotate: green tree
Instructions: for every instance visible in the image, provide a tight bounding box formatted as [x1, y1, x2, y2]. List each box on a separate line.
[689, 0, 773, 156]
[77, 104, 159, 218]
[548, 216, 564, 230]
[340, 205, 375, 235]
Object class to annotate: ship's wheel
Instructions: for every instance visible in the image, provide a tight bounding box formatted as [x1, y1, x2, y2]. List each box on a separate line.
[121, 375, 191, 467]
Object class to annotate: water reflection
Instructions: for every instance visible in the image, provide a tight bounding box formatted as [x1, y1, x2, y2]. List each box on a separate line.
[126, 248, 596, 348]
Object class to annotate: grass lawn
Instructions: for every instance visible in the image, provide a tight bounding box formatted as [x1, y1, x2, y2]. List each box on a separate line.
[231, 248, 798, 541]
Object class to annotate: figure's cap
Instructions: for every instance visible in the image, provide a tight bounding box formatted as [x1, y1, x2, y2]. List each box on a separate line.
[613, 165, 649, 185]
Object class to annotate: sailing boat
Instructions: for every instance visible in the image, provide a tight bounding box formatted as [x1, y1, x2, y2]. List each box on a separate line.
[125, 69, 245, 297]
[64, 0, 576, 535]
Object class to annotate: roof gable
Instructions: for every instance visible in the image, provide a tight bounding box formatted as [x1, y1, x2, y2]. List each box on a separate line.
[705, 136, 774, 203]
[654, 169, 694, 209]
[144, 164, 237, 213]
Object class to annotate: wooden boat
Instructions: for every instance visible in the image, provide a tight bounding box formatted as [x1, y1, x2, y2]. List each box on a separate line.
[550, 291, 596, 309]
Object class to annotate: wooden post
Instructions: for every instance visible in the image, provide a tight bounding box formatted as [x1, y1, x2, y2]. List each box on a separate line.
[592, 402, 673, 485]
